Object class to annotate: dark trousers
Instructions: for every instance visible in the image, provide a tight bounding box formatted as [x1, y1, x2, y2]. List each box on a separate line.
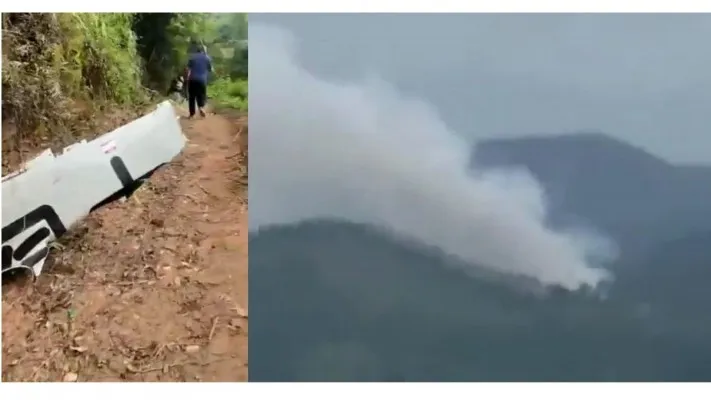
[188, 79, 207, 116]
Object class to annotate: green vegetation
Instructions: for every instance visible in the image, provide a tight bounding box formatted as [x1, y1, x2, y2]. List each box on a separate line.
[1, 12, 248, 171]
[2, 13, 147, 144]
[209, 77, 248, 111]
[205, 14, 248, 111]
[133, 13, 248, 110]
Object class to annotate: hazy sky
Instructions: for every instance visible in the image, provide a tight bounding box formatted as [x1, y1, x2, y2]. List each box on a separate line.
[250, 13, 711, 164]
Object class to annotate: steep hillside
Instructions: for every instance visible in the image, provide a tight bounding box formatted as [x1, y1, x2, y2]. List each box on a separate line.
[1, 13, 248, 173]
[250, 133, 711, 382]
[250, 220, 711, 381]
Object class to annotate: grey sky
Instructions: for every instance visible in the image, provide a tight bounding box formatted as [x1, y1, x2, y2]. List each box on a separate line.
[250, 13, 711, 164]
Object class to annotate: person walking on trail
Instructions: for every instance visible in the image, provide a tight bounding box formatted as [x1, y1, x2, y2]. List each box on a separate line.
[186, 45, 212, 119]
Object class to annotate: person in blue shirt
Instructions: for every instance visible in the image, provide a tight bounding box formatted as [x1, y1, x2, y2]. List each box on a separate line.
[186, 45, 212, 118]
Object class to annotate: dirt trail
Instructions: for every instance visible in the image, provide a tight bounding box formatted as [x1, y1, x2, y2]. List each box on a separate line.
[1, 107, 248, 382]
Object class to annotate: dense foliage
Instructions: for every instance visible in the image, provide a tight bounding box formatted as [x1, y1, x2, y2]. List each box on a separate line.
[1, 12, 248, 170]
[2, 13, 146, 143]
[204, 13, 248, 111]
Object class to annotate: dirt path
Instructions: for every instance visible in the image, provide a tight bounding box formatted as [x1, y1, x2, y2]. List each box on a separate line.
[1, 108, 248, 382]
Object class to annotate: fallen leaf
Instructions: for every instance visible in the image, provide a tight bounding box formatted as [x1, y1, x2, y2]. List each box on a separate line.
[232, 305, 248, 318]
[63, 372, 78, 382]
[185, 345, 200, 353]
[124, 362, 139, 373]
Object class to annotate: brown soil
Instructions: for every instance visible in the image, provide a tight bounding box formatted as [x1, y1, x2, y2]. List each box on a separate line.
[1, 107, 248, 382]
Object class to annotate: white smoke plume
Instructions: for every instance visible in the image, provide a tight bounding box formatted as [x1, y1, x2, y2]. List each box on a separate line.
[249, 24, 613, 290]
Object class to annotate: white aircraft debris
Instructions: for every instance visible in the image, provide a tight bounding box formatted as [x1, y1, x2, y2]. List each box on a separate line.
[1, 101, 187, 277]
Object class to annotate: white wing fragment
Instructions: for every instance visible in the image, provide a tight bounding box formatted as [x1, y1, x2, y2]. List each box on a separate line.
[1, 101, 187, 276]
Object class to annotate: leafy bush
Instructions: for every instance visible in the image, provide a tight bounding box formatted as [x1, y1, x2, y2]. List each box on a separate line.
[2, 12, 148, 160]
[205, 13, 248, 111]
[209, 77, 248, 111]
[58, 13, 145, 104]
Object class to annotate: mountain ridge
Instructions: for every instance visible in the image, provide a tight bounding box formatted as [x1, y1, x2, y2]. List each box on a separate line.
[250, 131, 711, 381]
